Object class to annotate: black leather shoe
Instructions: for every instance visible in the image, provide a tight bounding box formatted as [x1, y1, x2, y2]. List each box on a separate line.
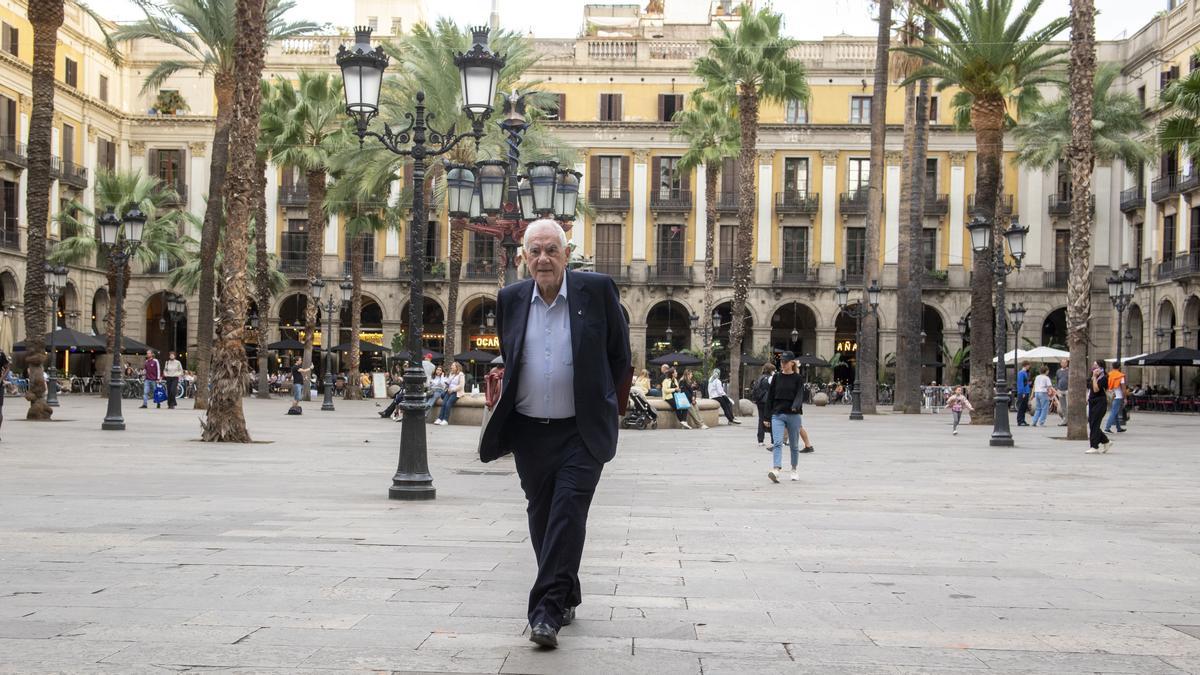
[529, 623, 558, 648]
[800, 446, 815, 454]
[561, 606, 576, 626]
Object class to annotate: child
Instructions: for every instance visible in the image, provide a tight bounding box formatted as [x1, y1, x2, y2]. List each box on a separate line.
[945, 386, 974, 435]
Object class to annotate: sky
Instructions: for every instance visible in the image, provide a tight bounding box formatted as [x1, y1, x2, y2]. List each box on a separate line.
[86, 0, 1158, 42]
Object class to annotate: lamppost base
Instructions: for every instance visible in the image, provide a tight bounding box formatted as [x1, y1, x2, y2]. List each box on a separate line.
[849, 411, 864, 421]
[321, 401, 335, 411]
[48, 397, 59, 407]
[389, 476, 436, 500]
[102, 417, 126, 431]
[989, 435, 1014, 447]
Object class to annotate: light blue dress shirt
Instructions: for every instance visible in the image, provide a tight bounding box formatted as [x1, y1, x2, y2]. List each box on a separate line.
[515, 274, 576, 419]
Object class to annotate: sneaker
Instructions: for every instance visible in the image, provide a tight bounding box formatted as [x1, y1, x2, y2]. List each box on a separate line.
[758, 441, 765, 447]
[799, 446, 814, 454]
[731, 419, 742, 425]
[790, 469, 799, 481]
[700, 424, 709, 430]
[680, 421, 691, 429]
[768, 469, 780, 483]
[953, 429, 958, 435]
[1101, 441, 1112, 454]
[1085, 447, 1100, 454]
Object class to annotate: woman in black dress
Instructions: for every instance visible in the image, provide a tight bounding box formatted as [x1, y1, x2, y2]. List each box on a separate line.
[1086, 360, 1111, 454]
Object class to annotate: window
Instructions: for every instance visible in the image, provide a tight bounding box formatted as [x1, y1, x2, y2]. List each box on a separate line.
[1054, 229, 1071, 273]
[64, 57, 77, 87]
[543, 93, 566, 121]
[346, 232, 376, 268]
[150, 148, 183, 186]
[599, 93, 622, 122]
[97, 138, 116, 171]
[1163, 214, 1176, 261]
[719, 224, 736, 279]
[1, 179, 18, 238]
[925, 158, 938, 196]
[1135, 221, 1145, 264]
[658, 93, 683, 122]
[0, 95, 16, 145]
[785, 99, 807, 124]
[597, 156, 623, 198]
[367, 16, 378, 32]
[656, 223, 685, 272]
[61, 123, 74, 167]
[848, 158, 870, 193]
[783, 157, 809, 196]
[1137, 85, 1147, 109]
[655, 156, 682, 198]
[921, 228, 938, 271]
[1192, 53, 1200, 72]
[99, 75, 108, 103]
[424, 221, 439, 269]
[782, 227, 809, 272]
[846, 227, 866, 277]
[469, 230, 495, 266]
[390, 17, 401, 34]
[928, 95, 939, 122]
[1, 22, 17, 57]
[850, 96, 871, 124]
[1191, 207, 1200, 253]
[1161, 65, 1181, 89]
[1056, 159, 1071, 200]
[595, 223, 623, 275]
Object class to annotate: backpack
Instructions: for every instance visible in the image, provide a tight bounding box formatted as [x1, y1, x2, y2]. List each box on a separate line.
[749, 376, 769, 403]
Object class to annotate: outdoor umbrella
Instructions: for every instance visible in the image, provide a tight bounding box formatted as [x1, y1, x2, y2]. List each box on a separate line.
[393, 349, 443, 362]
[1108, 353, 1147, 366]
[739, 354, 766, 366]
[454, 350, 499, 364]
[330, 341, 390, 353]
[0, 315, 12, 354]
[490, 355, 504, 365]
[96, 334, 152, 354]
[993, 346, 1068, 364]
[794, 354, 829, 367]
[267, 338, 305, 351]
[14, 327, 106, 351]
[648, 352, 701, 367]
[1126, 347, 1200, 367]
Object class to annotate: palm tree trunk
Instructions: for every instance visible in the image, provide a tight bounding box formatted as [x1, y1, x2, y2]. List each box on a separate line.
[21, 0, 64, 420]
[445, 217, 465, 356]
[895, 81, 920, 412]
[702, 161, 719, 367]
[301, 169, 327, 400]
[728, 83, 760, 400]
[253, 155, 271, 399]
[860, 0, 893, 415]
[100, 261, 119, 395]
[193, 73, 235, 411]
[201, 0, 266, 442]
[346, 234, 364, 400]
[1066, 0, 1096, 441]
[967, 100, 1006, 425]
[897, 75, 932, 413]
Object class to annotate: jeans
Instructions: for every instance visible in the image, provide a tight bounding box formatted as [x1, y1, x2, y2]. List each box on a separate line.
[438, 392, 459, 421]
[1057, 391, 1068, 422]
[292, 383, 304, 401]
[1032, 391, 1050, 426]
[143, 380, 155, 406]
[770, 413, 802, 469]
[1105, 398, 1125, 431]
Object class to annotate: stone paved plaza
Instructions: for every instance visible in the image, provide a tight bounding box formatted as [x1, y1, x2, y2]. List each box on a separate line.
[1, 394, 1199, 674]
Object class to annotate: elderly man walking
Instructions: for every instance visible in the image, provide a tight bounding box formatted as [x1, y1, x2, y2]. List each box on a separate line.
[478, 219, 631, 649]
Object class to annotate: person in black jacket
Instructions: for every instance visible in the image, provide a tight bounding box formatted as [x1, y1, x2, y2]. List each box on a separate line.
[749, 363, 775, 446]
[766, 352, 814, 483]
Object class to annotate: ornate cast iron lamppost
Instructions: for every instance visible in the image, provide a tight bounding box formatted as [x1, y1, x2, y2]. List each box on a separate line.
[1007, 302, 1025, 386]
[98, 206, 147, 431]
[965, 214, 1028, 447]
[834, 277, 880, 421]
[1107, 267, 1138, 367]
[43, 263, 67, 407]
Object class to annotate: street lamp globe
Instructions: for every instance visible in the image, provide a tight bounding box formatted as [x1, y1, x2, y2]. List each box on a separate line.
[1004, 218, 1028, 265]
[834, 283, 849, 309]
[1121, 268, 1138, 297]
[485, 308, 496, 329]
[867, 280, 881, 309]
[43, 263, 56, 292]
[445, 164, 476, 219]
[965, 214, 990, 253]
[339, 277, 354, 304]
[712, 309, 721, 334]
[453, 26, 505, 122]
[98, 208, 120, 246]
[790, 328, 799, 343]
[516, 176, 536, 221]
[526, 160, 559, 215]
[123, 207, 147, 244]
[468, 184, 485, 223]
[1106, 271, 1122, 300]
[554, 168, 581, 221]
[336, 27, 389, 125]
[309, 277, 325, 299]
[477, 160, 508, 215]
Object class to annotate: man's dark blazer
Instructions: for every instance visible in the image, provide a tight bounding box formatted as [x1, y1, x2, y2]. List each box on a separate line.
[478, 270, 632, 464]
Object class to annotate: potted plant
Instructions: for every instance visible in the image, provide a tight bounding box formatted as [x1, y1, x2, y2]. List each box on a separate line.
[153, 90, 189, 115]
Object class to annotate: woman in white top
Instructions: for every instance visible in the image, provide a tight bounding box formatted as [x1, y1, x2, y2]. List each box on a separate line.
[434, 362, 466, 425]
[423, 365, 449, 418]
[1031, 365, 1053, 427]
[707, 369, 741, 425]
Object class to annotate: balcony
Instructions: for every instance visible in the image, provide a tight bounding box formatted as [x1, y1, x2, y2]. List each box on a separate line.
[840, 190, 869, 214]
[0, 137, 26, 169]
[1044, 269, 1069, 288]
[1047, 193, 1095, 217]
[60, 161, 88, 189]
[593, 262, 631, 282]
[342, 259, 379, 277]
[772, 267, 819, 286]
[279, 231, 308, 276]
[1151, 173, 1180, 202]
[775, 190, 819, 215]
[49, 156, 61, 178]
[649, 188, 692, 213]
[1173, 252, 1200, 279]
[399, 260, 447, 280]
[0, 219, 18, 251]
[648, 262, 691, 284]
[925, 268, 949, 286]
[463, 261, 498, 280]
[279, 185, 310, 208]
[279, 258, 307, 275]
[923, 192, 949, 216]
[1119, 186, 1145, 213]
[716, 266, 734, 283]
[1179, 171, 1200, 193]
[843, 270, 864, 285]
[161, 179, 188, 207]
[1156, 256, 1177, 280]
[715, 191, 740, 213]
[967, 193, 1015, 214]
[587, 187, 630, 211]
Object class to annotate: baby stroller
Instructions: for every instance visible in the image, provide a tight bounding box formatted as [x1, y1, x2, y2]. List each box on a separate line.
[623, 389, 658, 430]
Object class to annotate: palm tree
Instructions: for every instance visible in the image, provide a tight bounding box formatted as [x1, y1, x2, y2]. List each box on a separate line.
[114, 0, 317, 411]
[1014, 62, 1152, 438]
[694, 3, 809, 398]
[51, 171, 191, 369]
[671, 91, 739, 368]
[259, 72, 352, 399]
[201, 0, 269, 442]
[1159, 50, 1200, 156]
[897, 0, 1068, 424]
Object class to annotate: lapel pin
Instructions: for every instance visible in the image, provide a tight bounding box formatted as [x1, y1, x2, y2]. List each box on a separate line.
[577, 310, 583, 315]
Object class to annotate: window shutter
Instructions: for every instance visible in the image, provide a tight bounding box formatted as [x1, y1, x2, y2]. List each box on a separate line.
[613, 94, 622, 122]
[557, 93, 566, 120]
[620, 156, 630, 194]
[673, 94, 683, 117]
[589, 154, 600, 195]
[657, 94, 665, 122]
[149, 149, 159, 178]
[679, 165, 691, 193]
[651, 156, 660, 190]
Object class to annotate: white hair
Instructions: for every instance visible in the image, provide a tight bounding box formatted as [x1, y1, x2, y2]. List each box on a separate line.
[522, 218, 567, 255]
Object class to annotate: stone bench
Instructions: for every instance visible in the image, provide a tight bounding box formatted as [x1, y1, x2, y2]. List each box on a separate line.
[443, 394, 726, 429]
[444, 393, 488, 426]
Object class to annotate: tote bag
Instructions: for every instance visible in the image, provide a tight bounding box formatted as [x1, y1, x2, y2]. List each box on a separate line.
[153, 382, 168, 403]
[672, 391, 691, 410]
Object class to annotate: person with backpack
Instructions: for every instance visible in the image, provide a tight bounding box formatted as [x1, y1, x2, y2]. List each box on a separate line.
[750, 363, 774, 446]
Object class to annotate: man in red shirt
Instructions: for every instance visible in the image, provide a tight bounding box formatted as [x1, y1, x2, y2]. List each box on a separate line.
[140, 350, 161, 409]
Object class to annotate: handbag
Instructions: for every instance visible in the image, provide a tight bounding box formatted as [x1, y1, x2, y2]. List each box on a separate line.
[153, 382, 167, 403]
[672, 391, 691, 409]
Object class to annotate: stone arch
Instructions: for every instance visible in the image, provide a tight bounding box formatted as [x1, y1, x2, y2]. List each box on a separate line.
[277, 292, 323, 343]
[1184, 295, 1200, 349]
[338, 294, 385, 347]
[91, 287, 109, 334]
[711, 300, 754, 374]
[399, 298, 446, 354]
[1157, 298, 1178, 349]
[1040, 307, 1067, 349]
[920, 304, 947, 385]
[459, 294, 499, 354]
[768, 300, 820, 356]
[1126, 304, 1145, 357]
[57, 280, 80, 329]
[0, 268, 18, 306]
[144, 291, 188, 357]
[645, 299, 692, 358]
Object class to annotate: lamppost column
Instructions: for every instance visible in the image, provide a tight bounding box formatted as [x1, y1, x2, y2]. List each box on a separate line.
[45, 284, 61, 407]
[321, 294, 336, 411]
[990, 244, 1014, 447]
[102, 258, 127, 430]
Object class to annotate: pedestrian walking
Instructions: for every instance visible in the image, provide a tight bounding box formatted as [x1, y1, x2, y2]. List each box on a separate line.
[140, 350, 161, 409]
[1055, 358, 1069, 425]
[707, 369, 741, 425]
[1015, 361, 1031, 426]
[433, 361, 465, 425]
[749, 363, 775, 446]
[945, 386, 974, 434]
[163, 352, 183, 409]
[287, 360, 311, 413]
[661, 368, 691, 428]
[1104, 365, 1127, 433]
[0, 347, 9, 442]
[1087, 360, 1112, 454]
[1031, 365, 1052, 426]
[766, 351, 813, 484]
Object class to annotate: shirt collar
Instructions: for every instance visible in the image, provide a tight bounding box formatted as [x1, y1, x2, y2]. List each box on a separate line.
[530, 270, 569, 306]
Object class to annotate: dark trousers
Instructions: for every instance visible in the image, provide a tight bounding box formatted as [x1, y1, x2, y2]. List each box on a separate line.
[165, 377, 178, 408]
[509, 414, 603, 629]
[381, 390, 403, 417]
[756, 402, 769, 442]
[1087, 396, 1109, 449]
[714, 395, 736, 422]
[1016, 394, 1030, 425]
